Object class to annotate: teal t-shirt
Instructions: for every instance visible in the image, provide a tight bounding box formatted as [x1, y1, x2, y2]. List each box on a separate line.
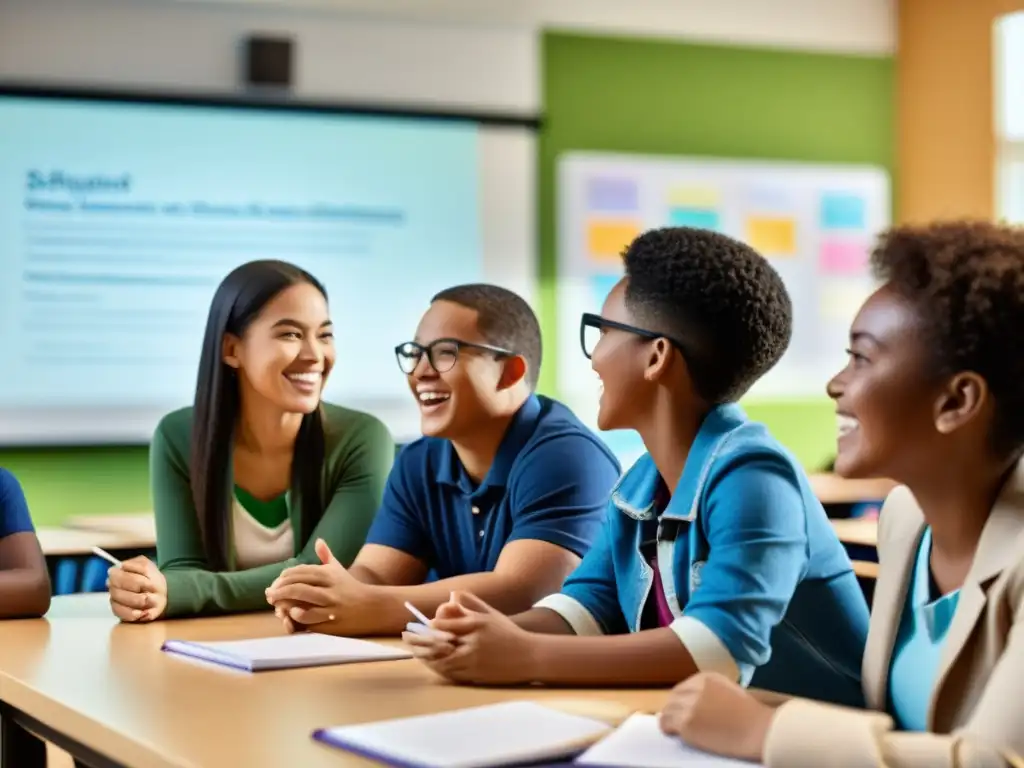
[887, 527, 961, 731]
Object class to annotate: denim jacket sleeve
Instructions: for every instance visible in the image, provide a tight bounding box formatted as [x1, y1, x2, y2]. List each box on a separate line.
[533, 502, 628, 635]
[677, 449, 809, 684]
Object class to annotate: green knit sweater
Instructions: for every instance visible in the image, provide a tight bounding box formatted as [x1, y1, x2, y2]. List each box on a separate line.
[150, 403, 394, 617]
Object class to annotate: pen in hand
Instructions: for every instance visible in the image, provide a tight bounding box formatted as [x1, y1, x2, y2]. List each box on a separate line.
[91, 546, 122, 567]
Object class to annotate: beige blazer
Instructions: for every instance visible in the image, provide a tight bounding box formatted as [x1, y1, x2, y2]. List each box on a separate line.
[764, 461, 1024, 768]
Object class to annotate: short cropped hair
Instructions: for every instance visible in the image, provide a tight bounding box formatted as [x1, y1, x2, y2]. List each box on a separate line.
[623, 227, 793, 403]
[872, 220, 1024, 455]
[431, 283, 542, 389]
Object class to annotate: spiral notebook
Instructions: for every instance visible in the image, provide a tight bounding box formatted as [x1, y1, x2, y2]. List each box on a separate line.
[161, 633, 411, 672]
[312, 701, 616, 768]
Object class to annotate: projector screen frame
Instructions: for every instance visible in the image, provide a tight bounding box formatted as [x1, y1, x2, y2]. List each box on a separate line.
[0, 82, 542, 130]
[0, 82, 541, 448]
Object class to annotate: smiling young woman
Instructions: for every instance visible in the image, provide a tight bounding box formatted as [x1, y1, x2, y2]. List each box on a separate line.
[107, 260, 395, 621]
[659, 221, 1024, 768]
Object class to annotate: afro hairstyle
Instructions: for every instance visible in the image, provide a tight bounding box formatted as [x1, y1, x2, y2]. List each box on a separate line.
[871, 220, 1024, 456]
[622, 226, 793, 403]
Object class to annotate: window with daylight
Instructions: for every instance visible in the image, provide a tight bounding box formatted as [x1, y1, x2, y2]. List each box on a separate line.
[995, 13, 1024, 222]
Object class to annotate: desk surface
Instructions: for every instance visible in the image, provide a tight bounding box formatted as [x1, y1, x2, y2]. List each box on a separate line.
[62, 513, 155, 540]
[830, 517, 879, 548]
[808, 473, 895, 505]
[1, 595, 669, 768]
[36, 527, 155, 557]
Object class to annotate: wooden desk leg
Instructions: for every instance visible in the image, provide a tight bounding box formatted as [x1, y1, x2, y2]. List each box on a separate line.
[0, 704, 124, 768]
[0, 706, 47, 768]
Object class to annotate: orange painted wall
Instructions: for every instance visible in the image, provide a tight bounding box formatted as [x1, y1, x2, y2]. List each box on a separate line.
[898, 0, 1024, 222]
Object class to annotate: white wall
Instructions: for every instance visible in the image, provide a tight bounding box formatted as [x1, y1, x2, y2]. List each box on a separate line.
[0, 0, 539, 114]
[0, 0, 894, 114]
[182, 0, 896, 54]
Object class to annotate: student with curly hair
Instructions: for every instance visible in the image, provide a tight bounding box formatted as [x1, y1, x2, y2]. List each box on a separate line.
[659, 221, 1024, 767]
[404, 227, 870, 703]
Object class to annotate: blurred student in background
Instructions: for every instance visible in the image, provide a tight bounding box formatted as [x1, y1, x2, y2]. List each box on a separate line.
[660, 221, 1024, 767]
[265, 284, 620, 636]
[0, 468, 51, 618]
[107, 260, 394, 621]
[405, 228, 869, 706]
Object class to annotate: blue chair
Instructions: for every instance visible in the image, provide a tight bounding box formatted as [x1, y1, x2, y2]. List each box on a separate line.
[51, 558, 80, 596]
[81, 556, 110, 593]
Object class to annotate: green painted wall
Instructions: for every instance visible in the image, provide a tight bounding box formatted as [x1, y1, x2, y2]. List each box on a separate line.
[0, 33, 894, 527]
[537, 32, 895, 468]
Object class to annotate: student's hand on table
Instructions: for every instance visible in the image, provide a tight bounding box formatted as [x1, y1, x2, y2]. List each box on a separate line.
[658, 672, 774, 764]
[401, 595, 463, 661]
[107, 556, 168, 623]
[404, 591, 538, 685]
[265, 539, 392, 636]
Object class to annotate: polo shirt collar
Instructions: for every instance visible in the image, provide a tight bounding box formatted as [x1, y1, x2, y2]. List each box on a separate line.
[610, 403, 748, 522]
[437, 394, 543, 494]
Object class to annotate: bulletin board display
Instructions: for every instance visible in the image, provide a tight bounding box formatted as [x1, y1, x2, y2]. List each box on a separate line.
[557, 152, 890, 405]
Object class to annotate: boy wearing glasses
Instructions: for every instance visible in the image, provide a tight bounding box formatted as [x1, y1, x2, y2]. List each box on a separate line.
[266, 284, 620, 636]
[404, 228, 870, 707]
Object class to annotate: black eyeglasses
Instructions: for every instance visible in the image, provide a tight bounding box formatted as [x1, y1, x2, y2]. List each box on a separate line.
[579, 312, 689, 361]
[394, 338, 514, 374]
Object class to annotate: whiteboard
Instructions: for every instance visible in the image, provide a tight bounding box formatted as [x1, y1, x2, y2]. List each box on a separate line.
[556, 152, 890, 427]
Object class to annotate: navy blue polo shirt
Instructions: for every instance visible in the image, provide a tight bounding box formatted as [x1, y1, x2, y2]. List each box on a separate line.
[0, 469, 35, 539]
[364, 395, 621, 578]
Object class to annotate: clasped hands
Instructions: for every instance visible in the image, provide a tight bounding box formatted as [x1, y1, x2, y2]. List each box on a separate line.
[265, 538, 395, 636]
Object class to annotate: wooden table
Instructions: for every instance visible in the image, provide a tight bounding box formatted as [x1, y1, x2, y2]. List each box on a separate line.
[0, 595, 670, 768]
[36, 527, 155, 557]
[62, 513, 156, 542]
[831, 517, 879, 548]
[808, 473, 895, 505]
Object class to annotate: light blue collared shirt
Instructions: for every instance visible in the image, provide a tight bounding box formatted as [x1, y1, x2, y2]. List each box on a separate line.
[888, 527, 961, 732]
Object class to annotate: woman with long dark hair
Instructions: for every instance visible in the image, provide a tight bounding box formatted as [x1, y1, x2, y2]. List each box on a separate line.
[107, 260, 394, 620]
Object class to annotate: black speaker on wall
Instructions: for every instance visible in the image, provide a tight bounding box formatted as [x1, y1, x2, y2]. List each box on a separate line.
[244, 35, 294, 89]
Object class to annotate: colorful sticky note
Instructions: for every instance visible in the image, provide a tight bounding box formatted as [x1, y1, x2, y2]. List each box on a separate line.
[668, 207, 720, 231]
[590, 273, 622, 309]
[819, 283, 870, 322]
[820, 193, 866, 230]
[587, 177, 639, 212]
[745, 216, 797, 256]
[819, 239, 869, 275]
[667, 187, 720, 208]
[586, 220, 641, 261]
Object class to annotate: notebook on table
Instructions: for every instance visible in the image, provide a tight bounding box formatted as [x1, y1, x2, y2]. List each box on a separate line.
[160, 632, 411, 672]
[577, 713, 763, 767]
[313, 702, 762, 768]
[312, 701, 617, 768]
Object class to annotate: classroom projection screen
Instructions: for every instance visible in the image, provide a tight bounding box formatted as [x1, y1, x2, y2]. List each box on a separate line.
[0, 90, 537, 446]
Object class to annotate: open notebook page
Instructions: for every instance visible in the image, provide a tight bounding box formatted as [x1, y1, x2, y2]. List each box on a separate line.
[577, 713, 763, 768]
[161, 633, 411, 671]
[313, 701, 614, 768]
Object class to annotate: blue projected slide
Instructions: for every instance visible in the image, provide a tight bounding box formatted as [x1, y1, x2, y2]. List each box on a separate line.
[0, 95, 482, 415]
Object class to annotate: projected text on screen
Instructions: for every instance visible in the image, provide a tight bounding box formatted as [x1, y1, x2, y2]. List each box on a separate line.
[0, 97, 483, 417]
